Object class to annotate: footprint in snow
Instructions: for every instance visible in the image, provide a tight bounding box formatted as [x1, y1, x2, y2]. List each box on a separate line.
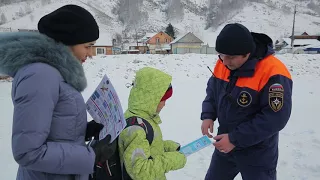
[279, 160, 288, 167]
[291, 148, 306, 159]
[294, 162, 320, 176]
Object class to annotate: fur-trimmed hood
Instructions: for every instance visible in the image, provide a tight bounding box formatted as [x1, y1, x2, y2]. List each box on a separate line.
[0, 32, 87, 92]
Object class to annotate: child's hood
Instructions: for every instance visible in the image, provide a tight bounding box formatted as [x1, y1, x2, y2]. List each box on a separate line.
[125, 67, 172, 124]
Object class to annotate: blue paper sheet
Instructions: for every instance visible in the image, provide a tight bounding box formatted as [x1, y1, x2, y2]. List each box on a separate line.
[179, 136, 213, 156]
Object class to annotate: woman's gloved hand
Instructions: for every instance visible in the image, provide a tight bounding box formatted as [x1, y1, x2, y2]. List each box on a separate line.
[85, 120, 104, 141]
[90, 134, 117, 163]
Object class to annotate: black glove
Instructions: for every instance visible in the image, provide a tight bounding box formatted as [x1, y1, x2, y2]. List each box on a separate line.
[85, 120, 104, 141]
[91, 134, 117, 163]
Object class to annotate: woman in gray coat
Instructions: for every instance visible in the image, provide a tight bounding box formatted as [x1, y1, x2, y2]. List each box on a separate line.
[0, 4, 115, 180]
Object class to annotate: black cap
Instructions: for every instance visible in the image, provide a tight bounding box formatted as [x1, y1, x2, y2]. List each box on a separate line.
[215, 23, 255, 55]
[38, 4, 99, 45]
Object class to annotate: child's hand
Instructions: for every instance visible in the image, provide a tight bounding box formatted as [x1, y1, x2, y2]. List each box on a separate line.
[164, 140, 181, 152]
[176, 145, 181, 151]
[165, 151, 187, 170]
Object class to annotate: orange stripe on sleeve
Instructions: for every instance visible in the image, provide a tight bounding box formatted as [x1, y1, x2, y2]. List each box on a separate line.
[213, 59, 230, 82]
[236, 55, 292, 91]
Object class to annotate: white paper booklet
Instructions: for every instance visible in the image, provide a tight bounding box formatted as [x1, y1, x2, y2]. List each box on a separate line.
[86, 75, 126, 142]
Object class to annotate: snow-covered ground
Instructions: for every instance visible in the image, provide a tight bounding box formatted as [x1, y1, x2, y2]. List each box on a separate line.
[1, 53, 320, 179]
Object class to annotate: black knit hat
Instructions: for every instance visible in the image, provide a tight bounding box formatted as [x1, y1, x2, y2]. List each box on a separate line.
[38, 4, 99, 46]
[215, 23, 255, 55]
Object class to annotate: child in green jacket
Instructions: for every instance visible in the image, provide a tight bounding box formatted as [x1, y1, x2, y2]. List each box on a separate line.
[118, 67, 187, 180]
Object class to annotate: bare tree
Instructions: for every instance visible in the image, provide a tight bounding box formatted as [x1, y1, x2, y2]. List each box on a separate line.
[166, 0, 184, 21]
[29, 14, 34, 22]
[0, 0, 47, 5]
[25, 3, 32, 14]
[205, 0, 224, 29]
[0, 13, 7, 25]
[205, 0, 246, 30]
[113, 33, 122, 47]
[41, 0, 51, 6]
[0, 0, 13, 5]
[281, 4, 291, 14]
[16, 7, 24, 17]
[115, 0, 148, 29]
[307, 2, 320, 15]
[247, 0, 264, 2]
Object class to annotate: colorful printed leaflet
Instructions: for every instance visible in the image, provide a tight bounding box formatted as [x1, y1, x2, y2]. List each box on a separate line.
[179, 136, 213, 156]
[86, 75, 126, 142]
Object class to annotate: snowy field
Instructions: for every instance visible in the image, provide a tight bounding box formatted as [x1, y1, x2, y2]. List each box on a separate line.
[1, 53, 320, 179]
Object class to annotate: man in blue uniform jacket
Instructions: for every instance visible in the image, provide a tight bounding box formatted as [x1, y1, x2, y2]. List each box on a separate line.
[201, 23, 293, 180]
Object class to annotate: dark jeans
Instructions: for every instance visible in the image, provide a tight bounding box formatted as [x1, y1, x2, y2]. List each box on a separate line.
[205, 149, 276, 180]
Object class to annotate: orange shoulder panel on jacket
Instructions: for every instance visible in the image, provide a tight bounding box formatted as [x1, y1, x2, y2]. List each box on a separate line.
[236, 55, 292, 92]
[213, 59, 230, 82]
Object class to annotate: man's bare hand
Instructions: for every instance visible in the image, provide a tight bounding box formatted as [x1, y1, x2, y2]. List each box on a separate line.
[201, 119, 214, 138]
[213, 134, 235, 153]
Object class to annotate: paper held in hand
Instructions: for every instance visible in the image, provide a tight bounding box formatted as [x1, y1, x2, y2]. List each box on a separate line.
[179, 136, 213, 157]
[86, 74, 126, 142]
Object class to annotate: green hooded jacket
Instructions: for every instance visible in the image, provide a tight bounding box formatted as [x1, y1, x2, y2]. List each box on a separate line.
[118, 67, 187, 180]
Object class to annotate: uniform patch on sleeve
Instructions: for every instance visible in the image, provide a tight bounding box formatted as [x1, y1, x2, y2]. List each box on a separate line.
[269, 83, 284, 112]
[237, 91, 252, 107]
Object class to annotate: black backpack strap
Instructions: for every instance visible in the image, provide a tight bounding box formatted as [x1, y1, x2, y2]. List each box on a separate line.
[92, 117, 155, 180]
[125, 116, 154, 145]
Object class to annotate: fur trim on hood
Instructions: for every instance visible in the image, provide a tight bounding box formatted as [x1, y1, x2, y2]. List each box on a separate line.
[0, 32, 87, 92]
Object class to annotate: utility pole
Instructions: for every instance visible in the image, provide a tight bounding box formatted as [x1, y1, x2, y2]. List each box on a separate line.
[290, 5, 297, 48]
[135, 28, 138, 47]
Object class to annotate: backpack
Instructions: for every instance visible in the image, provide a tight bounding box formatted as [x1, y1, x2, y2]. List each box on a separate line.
[90, 116, 154, 180]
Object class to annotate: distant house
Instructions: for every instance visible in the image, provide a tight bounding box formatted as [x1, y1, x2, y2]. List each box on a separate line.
[277, 38, 320, 49]
[302, 44, 320, 54]
[145, 31, 173, 54]
[123, 44, 141, 54]
[129, 45, 149, 54]
[294, 43, 320, 54]
[276, 32, 320, 51]
[201, 44, 216, 54]
[170, 32, 215, 54]
[121, 42, 148, 54]
[0, 27, 12, 32]
[0, 73, 10, 80]
[289, 32, 320, 40]
[18, 29, 38, 32]
[92, 33, 113, 56]
[139, 33, 158, 45]
[170, 32, 204, 54]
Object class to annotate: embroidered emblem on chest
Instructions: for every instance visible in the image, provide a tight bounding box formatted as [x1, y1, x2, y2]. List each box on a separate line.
[269, 83, 284, 112]
[237, 91, 252, 107]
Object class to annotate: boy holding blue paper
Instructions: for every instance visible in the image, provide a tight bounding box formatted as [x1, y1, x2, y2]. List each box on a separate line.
[118, 67, 187, 180]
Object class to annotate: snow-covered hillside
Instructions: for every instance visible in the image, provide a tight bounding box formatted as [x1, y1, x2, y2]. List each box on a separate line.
[0, 0, 320, 46]
[1, 53, 320, 179]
